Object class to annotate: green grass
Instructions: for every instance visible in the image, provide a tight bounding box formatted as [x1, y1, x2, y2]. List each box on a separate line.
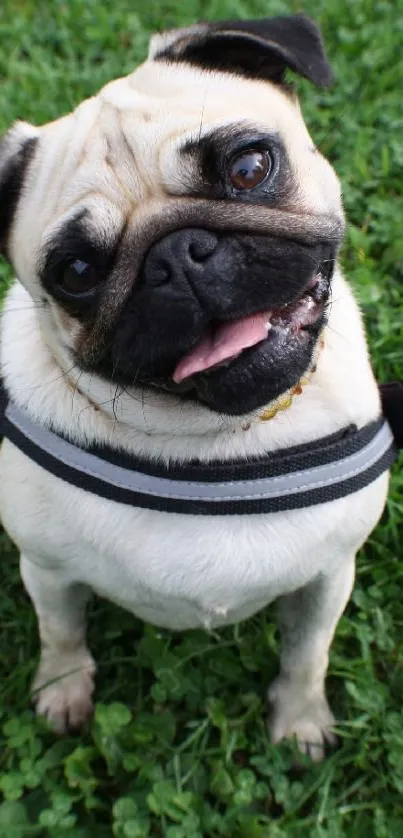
[0, 0, 402, 835]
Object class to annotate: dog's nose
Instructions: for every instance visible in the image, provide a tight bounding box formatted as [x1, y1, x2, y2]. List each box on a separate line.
[142, 228, 219, 288]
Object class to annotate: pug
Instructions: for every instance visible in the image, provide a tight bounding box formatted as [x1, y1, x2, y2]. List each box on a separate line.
[0, 15, 391, 761]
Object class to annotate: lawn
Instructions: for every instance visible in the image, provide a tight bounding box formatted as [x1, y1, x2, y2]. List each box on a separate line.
[0, 0, 402, 835]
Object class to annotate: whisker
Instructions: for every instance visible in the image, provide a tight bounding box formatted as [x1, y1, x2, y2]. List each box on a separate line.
[324, 323, 352, 347]
[140, 384, 151, 433]
[10, 364, 78, 395]
[70, 368, 85, 413]
[198, 87, 208, 144]
[2, 304, 46, 313]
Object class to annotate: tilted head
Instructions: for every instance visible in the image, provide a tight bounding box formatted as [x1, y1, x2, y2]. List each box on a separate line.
[0, 14, 344, 417]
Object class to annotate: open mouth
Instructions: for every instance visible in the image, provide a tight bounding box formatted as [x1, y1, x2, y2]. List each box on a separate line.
[92, 238, 335, 416]
[173, 270, 330, 383]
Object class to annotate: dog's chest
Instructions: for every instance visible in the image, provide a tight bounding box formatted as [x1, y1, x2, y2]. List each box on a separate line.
[85, 510, 318, 629]
[0, 446, 386, 631]
[1, 425, 390, 632]
[47, 487, 378, 630]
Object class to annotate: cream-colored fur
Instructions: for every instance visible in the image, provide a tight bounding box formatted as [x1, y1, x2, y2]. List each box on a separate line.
[0, 53, 389, 759]
[0, 274, 388, 758]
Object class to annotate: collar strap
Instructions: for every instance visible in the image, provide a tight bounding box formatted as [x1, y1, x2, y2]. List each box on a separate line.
[380, 382, 403, 448]
[0, 383, 396, 515]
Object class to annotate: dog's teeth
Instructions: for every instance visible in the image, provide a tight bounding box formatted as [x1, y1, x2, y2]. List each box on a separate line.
[264, 321, 272, 333]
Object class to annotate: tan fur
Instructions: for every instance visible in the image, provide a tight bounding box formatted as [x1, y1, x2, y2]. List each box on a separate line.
[0, 34, 388, 759]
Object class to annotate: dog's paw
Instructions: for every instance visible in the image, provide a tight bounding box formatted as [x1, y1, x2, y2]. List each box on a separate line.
[267, 676, 337, 762]
[32, 651, 96, 734]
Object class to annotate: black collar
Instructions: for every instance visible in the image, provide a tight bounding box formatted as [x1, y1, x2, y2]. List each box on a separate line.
[0, 381, 400, 516]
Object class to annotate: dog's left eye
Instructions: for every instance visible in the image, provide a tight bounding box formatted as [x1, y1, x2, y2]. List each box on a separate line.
[60, 259, 98, 294]
[228, 150, 272, 191]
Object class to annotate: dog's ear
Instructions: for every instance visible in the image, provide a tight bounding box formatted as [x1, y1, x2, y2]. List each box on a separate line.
[0, 121, 39, 256]
[149, 14, 333, 88]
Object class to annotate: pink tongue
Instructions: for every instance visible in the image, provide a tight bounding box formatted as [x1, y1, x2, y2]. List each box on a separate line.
[173, 312, 271, 383]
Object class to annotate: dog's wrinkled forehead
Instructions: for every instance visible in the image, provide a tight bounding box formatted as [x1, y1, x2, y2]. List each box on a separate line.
[0, 13, 342, 281]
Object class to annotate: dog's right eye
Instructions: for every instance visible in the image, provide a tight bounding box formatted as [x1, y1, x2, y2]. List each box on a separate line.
[228, 149, 272, 192]
[59, 259, 99, 295]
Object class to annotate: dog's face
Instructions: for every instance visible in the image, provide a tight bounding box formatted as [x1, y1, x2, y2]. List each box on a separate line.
[0, 15, 344, 416]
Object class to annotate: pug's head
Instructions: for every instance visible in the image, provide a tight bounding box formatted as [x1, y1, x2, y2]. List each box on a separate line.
[0, 14, 344, 417]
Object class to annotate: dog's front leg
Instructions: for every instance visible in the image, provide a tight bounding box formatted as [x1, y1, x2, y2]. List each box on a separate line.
[20, 555, 95, 733]
[267, 556, 355, 761]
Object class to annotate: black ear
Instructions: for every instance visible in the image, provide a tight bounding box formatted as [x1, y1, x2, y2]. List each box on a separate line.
[149, 14, 333, 88]
[0, 122, 38, 256]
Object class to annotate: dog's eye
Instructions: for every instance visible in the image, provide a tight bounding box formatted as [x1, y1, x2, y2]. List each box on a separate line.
[228, 150, 271, 191]
[60, 259, 98, 294]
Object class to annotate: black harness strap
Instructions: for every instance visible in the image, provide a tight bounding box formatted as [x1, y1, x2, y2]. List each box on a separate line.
[380, 382, 403, 449]
[0, 379, 399, 516]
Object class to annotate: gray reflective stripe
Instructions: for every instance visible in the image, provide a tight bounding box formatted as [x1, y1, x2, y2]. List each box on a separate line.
[5, 402, 393, 503]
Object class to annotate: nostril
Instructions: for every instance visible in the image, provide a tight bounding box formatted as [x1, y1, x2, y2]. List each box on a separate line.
[145, 258, 172, 287]
[142, 228, 219, 289]
[187, 232, 218, 264]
